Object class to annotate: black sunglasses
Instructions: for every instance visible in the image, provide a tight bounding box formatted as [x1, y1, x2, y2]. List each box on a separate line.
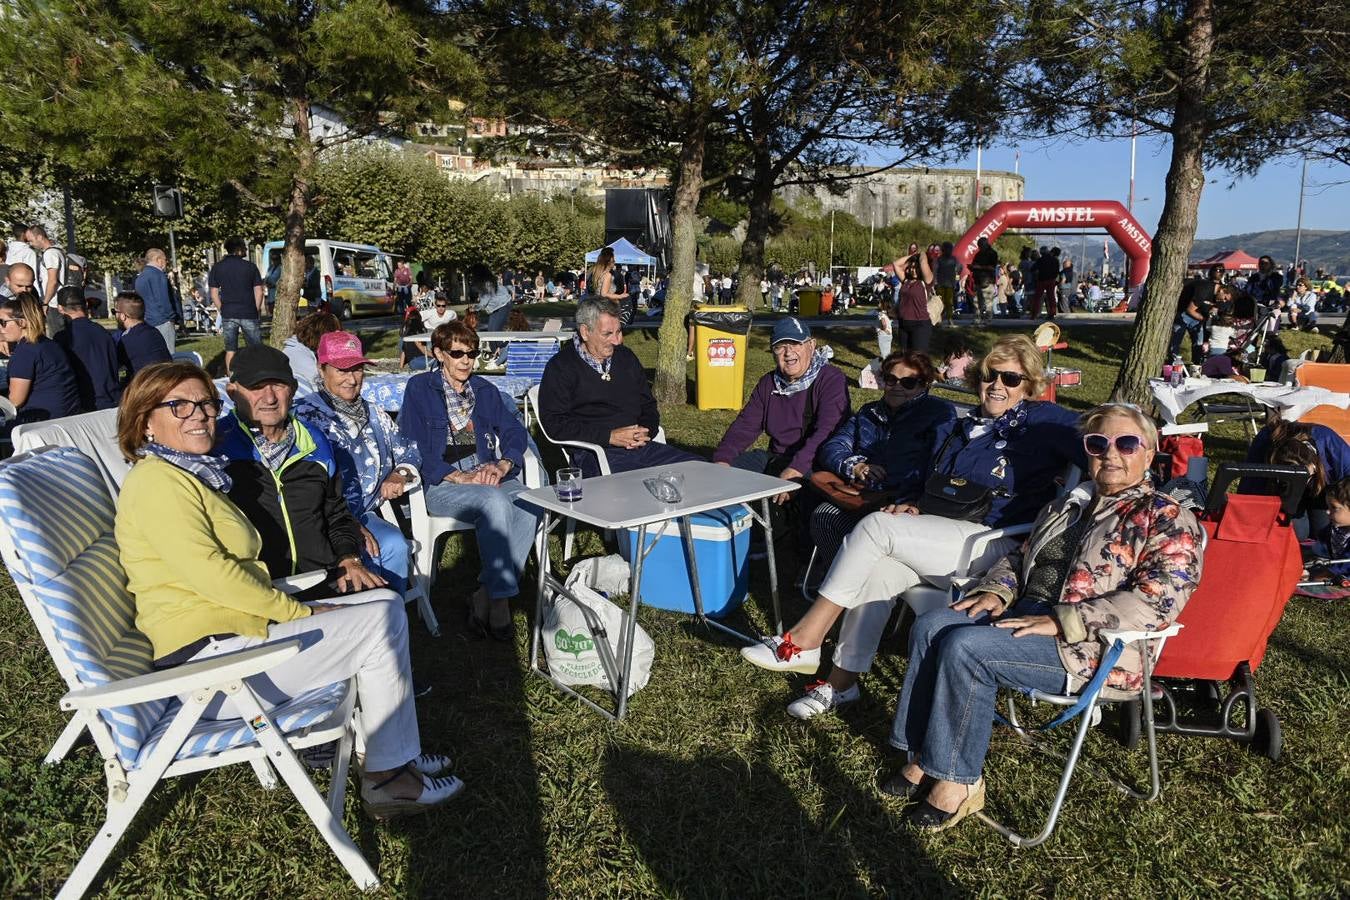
[1083, 433, 1147, 457]
[156, 398, 222, 419]
[882, 373, 922, 389]
[440, 348, 475, 359]
[980, 369, 1026, 388]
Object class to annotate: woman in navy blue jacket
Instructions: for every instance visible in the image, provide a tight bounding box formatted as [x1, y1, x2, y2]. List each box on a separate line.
[397, 321, 539, 640]
[810, 350, 955, 574]
[744, 335, 1087, 721]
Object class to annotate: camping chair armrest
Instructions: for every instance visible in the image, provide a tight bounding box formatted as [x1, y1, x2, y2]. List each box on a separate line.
[957, 522, 1033, 573]
[1099, 624, 1183, 646]
[272, 570, 330, 594]
[60, 640, 302, 710]
[523, 447, 542, 489]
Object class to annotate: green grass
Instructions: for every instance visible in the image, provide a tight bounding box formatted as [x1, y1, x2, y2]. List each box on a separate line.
[2, 320, 1349, 897]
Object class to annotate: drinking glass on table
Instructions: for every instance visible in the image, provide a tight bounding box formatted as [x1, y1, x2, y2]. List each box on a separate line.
[555, 467, 582, 502]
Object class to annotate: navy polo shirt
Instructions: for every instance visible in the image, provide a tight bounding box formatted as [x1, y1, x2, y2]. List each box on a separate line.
[208, 255, 263, 319]
[117, 322, 172, 383]
[8, 336, 82, 419]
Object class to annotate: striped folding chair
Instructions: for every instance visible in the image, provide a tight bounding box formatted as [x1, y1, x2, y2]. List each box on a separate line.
[0, 447, 378, 898]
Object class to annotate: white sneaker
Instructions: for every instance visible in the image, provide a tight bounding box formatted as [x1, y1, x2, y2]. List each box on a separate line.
[740, 633, 821, 673]
[787, 680, 861, 719]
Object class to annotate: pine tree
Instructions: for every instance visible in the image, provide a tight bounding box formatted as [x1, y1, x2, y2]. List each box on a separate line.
[0, 0, 479, 345]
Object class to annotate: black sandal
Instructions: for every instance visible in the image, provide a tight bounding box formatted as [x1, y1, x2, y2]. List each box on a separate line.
[880, 771, 929, 801]
[907, 779, 985, 832]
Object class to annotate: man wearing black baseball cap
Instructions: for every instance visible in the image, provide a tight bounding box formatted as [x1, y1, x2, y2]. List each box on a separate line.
[216, 344, 385, 594]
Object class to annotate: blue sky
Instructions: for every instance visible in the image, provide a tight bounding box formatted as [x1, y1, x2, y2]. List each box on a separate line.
[872, 136, 1348, 240]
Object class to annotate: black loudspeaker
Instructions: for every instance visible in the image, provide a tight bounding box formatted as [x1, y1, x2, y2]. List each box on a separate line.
[604, 188, 671, 273]
[152, 185, 183, 219]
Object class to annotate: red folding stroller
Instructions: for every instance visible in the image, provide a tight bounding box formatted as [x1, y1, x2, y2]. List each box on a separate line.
[1119, 463, 1309, 761]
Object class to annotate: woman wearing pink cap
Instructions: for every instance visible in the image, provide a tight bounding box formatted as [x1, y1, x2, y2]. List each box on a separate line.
[295, 331, 422, 596]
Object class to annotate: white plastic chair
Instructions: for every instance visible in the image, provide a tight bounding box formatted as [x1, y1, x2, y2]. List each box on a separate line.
[388, 450, 544, 636]
[523, 385, 666, 558]
[0, 447, 378, 898]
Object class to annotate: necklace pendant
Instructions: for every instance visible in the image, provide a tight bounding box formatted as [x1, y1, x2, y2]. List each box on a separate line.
[601, 372, 611, 381]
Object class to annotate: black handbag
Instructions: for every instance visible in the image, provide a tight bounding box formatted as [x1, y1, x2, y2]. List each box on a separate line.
[916, 429, 1000, 522]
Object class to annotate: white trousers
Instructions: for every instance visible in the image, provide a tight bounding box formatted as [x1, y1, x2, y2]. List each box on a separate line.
[188, 588, 420, 772]
[816, 512, 1018, 675]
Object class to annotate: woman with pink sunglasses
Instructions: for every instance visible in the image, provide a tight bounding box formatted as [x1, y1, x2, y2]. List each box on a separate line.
[879, 402, 1204, 831]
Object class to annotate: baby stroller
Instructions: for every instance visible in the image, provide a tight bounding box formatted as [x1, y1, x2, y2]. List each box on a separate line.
[1117, 462, 1309, 761]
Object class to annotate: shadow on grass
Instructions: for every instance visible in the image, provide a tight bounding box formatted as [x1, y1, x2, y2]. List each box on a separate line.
[384, 540, 551, 899]
[600, 721, 962, 897]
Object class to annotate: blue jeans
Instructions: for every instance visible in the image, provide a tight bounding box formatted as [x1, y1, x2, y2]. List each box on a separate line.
[222, 317, 263, 351]
[423, 477, 538, 600]
[361, 511, 409, 595]
[1168, 313, 1204, 359]
[483, 302, 511, 332]
[889, 601, 1067, 785]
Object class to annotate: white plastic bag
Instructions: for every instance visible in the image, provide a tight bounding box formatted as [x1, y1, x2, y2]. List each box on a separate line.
[543, 558, 654, 697]
[568, 553, 632, 597]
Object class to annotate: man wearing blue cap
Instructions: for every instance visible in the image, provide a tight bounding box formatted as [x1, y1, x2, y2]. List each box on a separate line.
[714, 317, 850, 553]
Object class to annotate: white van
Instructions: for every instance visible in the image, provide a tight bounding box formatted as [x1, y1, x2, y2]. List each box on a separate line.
[260, 239, 396, 319]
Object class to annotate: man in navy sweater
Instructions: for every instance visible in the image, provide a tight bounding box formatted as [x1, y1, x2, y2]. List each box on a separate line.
[54, 287, 120, 410]
[538, 297, 698, 476]
[114, 292, 172, 384]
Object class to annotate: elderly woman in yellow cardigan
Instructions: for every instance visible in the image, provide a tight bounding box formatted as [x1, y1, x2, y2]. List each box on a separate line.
[113, 361, 459, 821]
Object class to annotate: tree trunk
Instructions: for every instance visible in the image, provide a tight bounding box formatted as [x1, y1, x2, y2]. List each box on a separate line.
[270, 96, 315, 349]
[1111, 0, 1216, 406]
[654, 105, 710, 405]
[735, 158, 775, 309]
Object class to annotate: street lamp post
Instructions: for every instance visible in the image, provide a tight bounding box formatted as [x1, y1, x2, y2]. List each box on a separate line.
[1293, 156, 1308, 275]
[828, 208, 835, 281]
[867, 186, 878, 266]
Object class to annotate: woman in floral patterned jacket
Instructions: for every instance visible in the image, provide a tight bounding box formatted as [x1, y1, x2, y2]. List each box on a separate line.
[879, 402, 1204, 833]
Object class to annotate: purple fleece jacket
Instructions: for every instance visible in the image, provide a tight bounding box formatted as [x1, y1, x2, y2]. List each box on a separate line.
[713, 364, 851, 474]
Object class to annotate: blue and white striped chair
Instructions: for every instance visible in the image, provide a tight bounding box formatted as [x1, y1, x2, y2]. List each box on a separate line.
[0, 447, 379, 898]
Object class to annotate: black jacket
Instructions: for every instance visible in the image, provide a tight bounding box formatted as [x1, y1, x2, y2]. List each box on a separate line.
[216, 414, 364, 578]
[56, 316, 121, 410]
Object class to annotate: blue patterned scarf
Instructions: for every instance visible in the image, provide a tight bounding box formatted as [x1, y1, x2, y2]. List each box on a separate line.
[968, 398, 1030, 441]
[573, 335, 612, 380]
[440, 369, 476, 434]
[142, 442, 233, 492]
[773, 349, 827, 396]
[248, 420, 296, 472]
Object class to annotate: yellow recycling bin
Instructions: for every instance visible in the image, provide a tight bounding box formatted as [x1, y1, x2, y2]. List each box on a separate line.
[693, 305, 752, 410]
[796, 287, 822, 318]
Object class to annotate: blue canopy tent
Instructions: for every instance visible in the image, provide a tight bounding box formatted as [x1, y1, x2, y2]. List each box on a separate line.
[584, 238, 656, 266]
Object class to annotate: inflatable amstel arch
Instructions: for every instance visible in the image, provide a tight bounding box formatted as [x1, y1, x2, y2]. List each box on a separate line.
[956, 200, 1152, 290]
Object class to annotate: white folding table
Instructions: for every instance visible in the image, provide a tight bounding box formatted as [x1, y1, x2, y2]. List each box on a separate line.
[517, 460, 799, 721]
[401, 331, 573, 344]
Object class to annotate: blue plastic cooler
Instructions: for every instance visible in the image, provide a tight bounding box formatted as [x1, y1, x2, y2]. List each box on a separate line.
[616, 505, 752, 617]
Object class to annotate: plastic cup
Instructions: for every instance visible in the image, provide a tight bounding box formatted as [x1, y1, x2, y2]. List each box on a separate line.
[1250, 366, 1267, 383]
[555, 467, 582, 502]
[1161, 364, 1173, 381]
